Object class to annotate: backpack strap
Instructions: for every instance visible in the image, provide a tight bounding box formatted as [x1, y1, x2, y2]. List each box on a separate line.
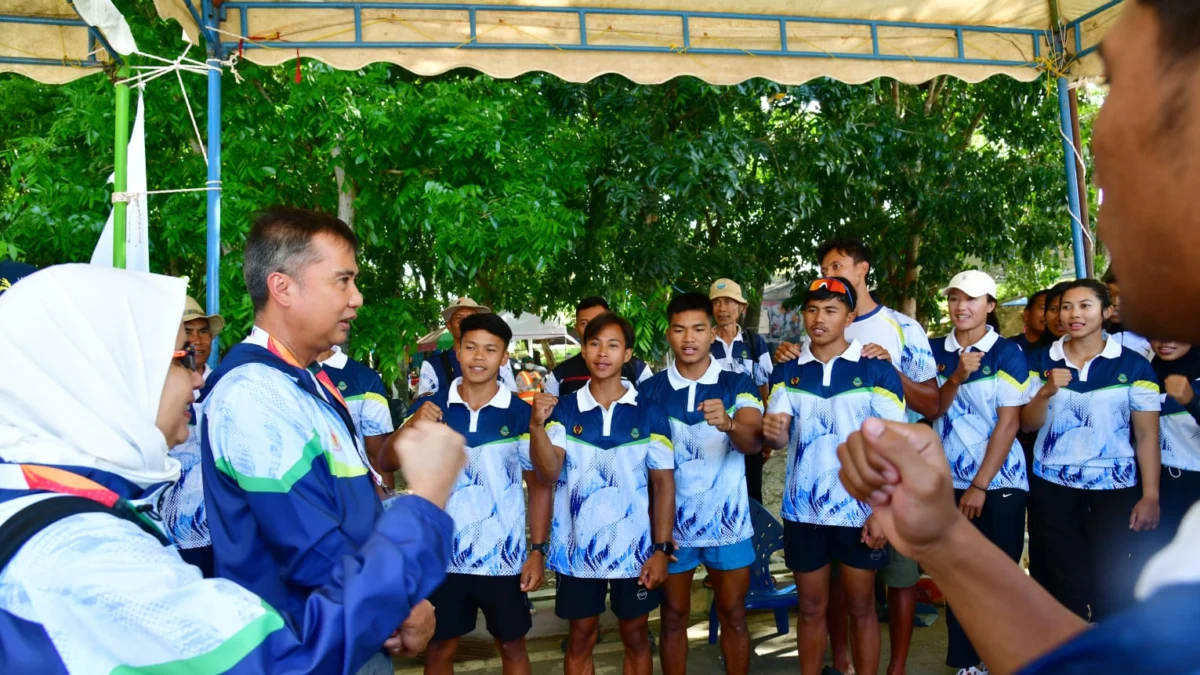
[0, 495, 169, 573]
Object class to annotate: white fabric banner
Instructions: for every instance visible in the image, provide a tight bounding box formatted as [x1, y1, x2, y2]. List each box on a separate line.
[92, 90, 150, 273]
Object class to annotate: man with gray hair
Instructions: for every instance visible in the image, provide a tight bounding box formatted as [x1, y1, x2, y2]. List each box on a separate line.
[199, 207, 452, 673]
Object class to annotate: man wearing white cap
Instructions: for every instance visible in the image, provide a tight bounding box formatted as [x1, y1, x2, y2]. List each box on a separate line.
[709, 278, 773, 505]
[418, 297, 517, 398]
[182, 295, 225, 384]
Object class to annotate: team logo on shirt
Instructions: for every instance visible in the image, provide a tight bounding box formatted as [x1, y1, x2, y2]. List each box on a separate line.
[982, 366, 991, 376]
[938, 363, 946, 372]
[500, 425, 510, 437]
[573, 424, 583, 435]
[1119, 374, 1128, 383]
[790, 377, 799, 385]
[741, 349, 749, 359]
[337, 381, 347, 391]
[631, 427, 641, 439]
[853, 377, 862, 387]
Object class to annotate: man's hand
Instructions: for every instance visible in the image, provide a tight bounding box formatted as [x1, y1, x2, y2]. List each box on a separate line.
[520, 551, 545, 592]
[410, 400, 444, 424]
[953, 351, 984, 384]
[1165, 375, 1195, 406]
[395, 421, 467, 508]
[838, 418, 958, 560]
[959, 486, 986, 520]
[1040, 368, 1074, 398]
[861, 343, 893, 362]
[762, 412, 791, 448]
[530, 393, 558, 427]
[774, 341, 802, 364]
[383, 599, 435, 657]
[699, 399, 733, 432]
[1130, 497, 1160, 531]
[862, 514, 888, 549]
[639, 551, 669, 590]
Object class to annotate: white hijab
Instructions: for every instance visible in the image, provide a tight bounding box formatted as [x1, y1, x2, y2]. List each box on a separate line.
[0, 264, 186, 487]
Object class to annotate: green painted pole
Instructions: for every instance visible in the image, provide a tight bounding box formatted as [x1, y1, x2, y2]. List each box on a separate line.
[112, 64, 132, 269]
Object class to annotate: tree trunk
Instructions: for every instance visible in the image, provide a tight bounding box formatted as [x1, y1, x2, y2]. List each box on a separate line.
[539, 338, 558, 370]
[331, 145, 356, 228]
[899, 231, 922, 318]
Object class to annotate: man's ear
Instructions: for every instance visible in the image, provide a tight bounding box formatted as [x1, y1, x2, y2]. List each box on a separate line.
[267, 271, 295, 308]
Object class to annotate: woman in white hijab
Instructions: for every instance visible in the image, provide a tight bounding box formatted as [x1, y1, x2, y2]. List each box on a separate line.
[0, 264, 464, 674]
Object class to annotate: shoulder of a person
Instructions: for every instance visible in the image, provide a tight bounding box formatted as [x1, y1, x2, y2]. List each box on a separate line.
[718, 368, 755, 390]
[207, 362, 297, 406]
[640, 368, 668, 389]
[865, 356, 903, 382]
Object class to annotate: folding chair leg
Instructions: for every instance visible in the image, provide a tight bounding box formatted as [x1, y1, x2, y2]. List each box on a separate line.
[774, 607, 789, 636]
[708, 601, 720, 644]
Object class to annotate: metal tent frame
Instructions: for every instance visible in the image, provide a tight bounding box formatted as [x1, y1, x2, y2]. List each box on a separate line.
[1, 0, 1121, 327]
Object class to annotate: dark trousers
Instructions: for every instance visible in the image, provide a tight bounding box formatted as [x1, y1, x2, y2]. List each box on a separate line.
[945, 487, 1027, 668]
[744, 452, 764, 505]
[1028, 475, 1141, 621]
[1147, 465, 1200, 557]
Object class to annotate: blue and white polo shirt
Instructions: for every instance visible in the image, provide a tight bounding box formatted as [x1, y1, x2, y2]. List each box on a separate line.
[1028, 337, 1161, 489]
[712, 330, 773, 388]
[845, 304, 938, 387]
[933, 329, 1037, 491]
[543, 383, 674, 579]
[639, 357, 763, 548]
[1159, 381, 1200, 473]
[767, 340, 907, 527]
[319, 346, 395, 439]
[408, 379, 534, 576]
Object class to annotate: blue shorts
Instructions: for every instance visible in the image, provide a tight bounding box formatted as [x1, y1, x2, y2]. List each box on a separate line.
[668, 539, 755, 574]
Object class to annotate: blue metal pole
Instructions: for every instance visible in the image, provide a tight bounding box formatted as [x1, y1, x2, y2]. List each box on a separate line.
[205, 0, 223, 366]
[1057, 76, 1087, 279]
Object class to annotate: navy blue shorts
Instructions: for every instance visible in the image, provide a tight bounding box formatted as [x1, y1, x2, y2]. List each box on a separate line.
[427, 573, 531, 642]
[554, 573, 661, 620]
[783, 520, 888, 573]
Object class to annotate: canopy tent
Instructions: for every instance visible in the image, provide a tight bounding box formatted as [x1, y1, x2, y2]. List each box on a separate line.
[0, 0, 1124, 331]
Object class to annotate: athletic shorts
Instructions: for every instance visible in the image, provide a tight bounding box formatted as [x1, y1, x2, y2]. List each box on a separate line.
[783, 520, 888, 573]
[878, 546, 920, 588]
[554, 573, 661, 620]
[427, 573, 532, 642]
[669, 539, 755, 574]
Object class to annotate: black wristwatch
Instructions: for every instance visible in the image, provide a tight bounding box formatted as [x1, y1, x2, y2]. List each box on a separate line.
[529, 542, 547, 555]
[652, 542, 676, 557]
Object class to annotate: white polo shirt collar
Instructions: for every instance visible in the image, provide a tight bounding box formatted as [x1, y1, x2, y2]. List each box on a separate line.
[798, 339, 864, 387]
[1049, 335, 1122, 382]
[447, 376, 512, 433]
[944, 326, 1000, 353]
[577, 380, 638, 437]
[318, 344, 349, 369]
[715, 328, 744, 364]
[667, 356, 722, 410]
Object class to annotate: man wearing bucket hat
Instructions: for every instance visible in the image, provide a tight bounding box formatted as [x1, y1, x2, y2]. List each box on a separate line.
[709, 278, 773, 505]
[417, 297, 517, 398]
[182, 295, 225, 383]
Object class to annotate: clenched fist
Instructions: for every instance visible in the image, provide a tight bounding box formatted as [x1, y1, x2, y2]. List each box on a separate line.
[1039, 368, 1074, 398]
[1165, 374, 1195, 406]
[762, 412, 792, 449]
[530, 392, 558, 427]
[699, 399, 733, 432]
[952, 350, 984, 384]
[393, 421, 466, 508]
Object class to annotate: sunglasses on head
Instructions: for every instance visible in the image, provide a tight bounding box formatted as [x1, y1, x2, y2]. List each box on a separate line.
[173, 345, 197, 372]
[808, 278, 856, 308]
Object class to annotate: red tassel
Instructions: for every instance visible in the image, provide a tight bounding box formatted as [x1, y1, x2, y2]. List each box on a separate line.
[294, 49, 301, 84]
[238, 39, 244, 57]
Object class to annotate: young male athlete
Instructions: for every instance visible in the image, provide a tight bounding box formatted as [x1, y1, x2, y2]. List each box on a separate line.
[407, 313, 552, 675]
[640, 292, 764, 675]
[544, 296, 653, 397]
[764, 277, 907, 675]
[528, 312, 675, 675]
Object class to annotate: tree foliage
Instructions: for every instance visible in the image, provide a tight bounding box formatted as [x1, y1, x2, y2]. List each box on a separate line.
[0, 0, 1089, 381]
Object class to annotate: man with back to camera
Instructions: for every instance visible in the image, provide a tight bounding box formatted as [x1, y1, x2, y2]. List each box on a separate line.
[837, 3, 1200, 673]
[775, 238, 939, 675]
[543, 296, 654, 397]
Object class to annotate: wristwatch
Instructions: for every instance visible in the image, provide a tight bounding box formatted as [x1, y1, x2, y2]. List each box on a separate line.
[529, 542, 547, 554]
[652, 542, 676, 557]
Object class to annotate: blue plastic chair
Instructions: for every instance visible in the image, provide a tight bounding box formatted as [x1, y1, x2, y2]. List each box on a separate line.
[708, 499, 797, 643]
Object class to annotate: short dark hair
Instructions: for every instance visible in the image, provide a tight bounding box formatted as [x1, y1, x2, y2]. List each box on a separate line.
[816, 238, 872, 269]
[576, 296, 610, 313]
[804, 276, 857, 311]
[459, 313, 512, 345]
[1025, 289, 1049, 310]
[244, 207, 359, 312]
[1044, 281, 1073, 310]
[1138, 0, 1200, 64]
[583, 311, 635, 348]
[667, 292, 714, 322]
[1061, 278, 1113, 310]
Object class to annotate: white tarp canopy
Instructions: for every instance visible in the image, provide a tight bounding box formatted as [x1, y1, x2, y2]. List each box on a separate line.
[5, 0, 1122, 85]
[416, 312, 571, 348]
